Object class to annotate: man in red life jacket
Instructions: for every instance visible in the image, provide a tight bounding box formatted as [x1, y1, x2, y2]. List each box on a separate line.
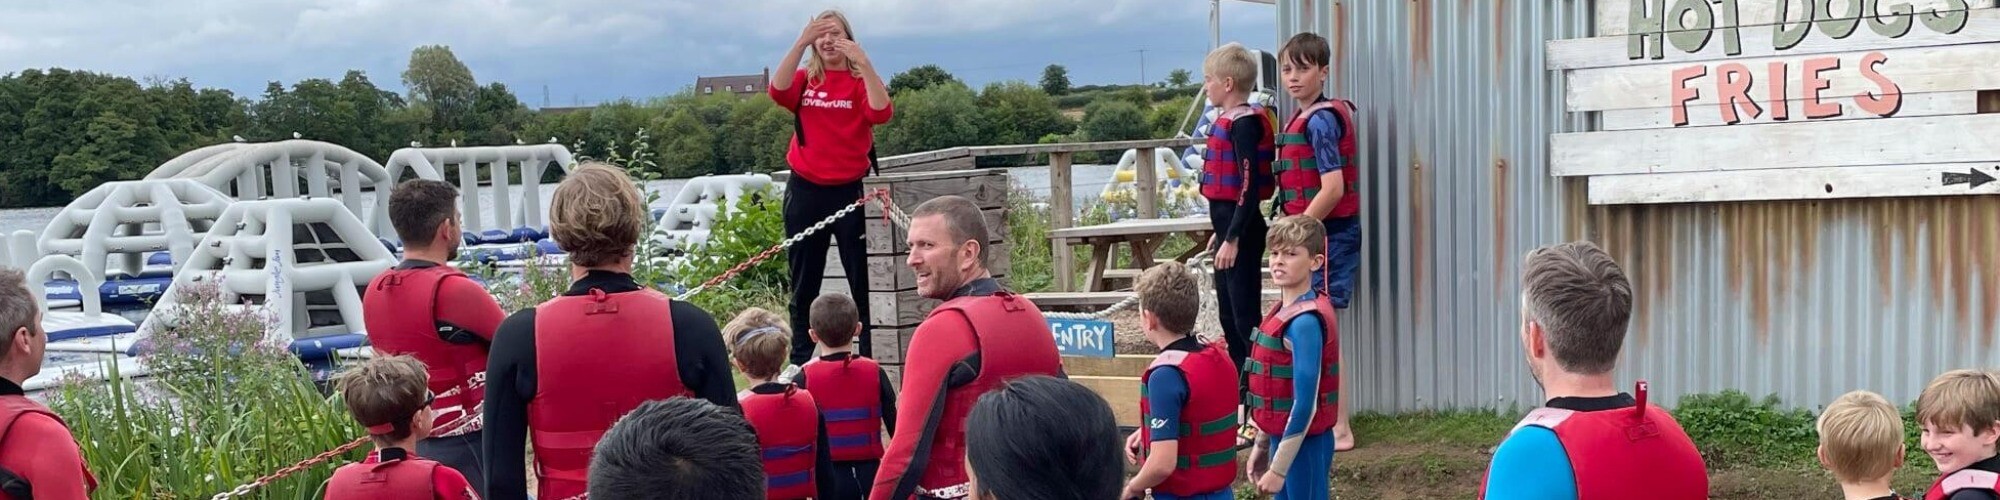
[363, 179, 507, 497]
[325, 355, 479, 500]
[1122, 263, 1240, 500]
[482, 163, 740, 500]
[1480, 242, 1707, 500]
[871, 195, 1065, 500]
[0, 267, 96, 500]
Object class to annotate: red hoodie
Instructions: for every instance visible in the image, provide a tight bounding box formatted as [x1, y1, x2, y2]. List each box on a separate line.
[770, 68, 894, 185]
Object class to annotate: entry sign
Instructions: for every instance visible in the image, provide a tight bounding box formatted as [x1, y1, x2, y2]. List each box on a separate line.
[1049, 318, 1115, 358]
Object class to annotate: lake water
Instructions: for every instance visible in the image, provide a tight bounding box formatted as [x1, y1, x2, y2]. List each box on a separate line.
[0, 164, 1131, 235]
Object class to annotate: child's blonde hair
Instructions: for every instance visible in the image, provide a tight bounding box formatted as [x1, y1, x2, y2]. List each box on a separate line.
[1266, 215, 1327, 256]
[724, 307, 792, 380]
[805, 9, 857, 86]
[1818, 390, 1904, 483]
[334, 355, 431, 442]
[1203, 42, 1257, 96]
[1917, 369, 2000, 436]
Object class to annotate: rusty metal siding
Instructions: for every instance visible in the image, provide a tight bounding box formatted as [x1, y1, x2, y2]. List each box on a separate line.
[1276, 0, 1995, 413]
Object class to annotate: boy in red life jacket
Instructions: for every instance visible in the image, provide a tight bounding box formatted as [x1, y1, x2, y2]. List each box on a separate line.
[727, 308, 836, 500]
[1480, 241, 1706, 500]
[1273, 31, 1362, 452]
[1917, 370, 2000, 500]
[794, 292, 896, 500]
[1121, 262, 1241, 500]
[1198, 41, 1279, 386]
[1818, 390, 1912, 500]
[1243, 216, 1338, 499]
[325, 355, 479, 500]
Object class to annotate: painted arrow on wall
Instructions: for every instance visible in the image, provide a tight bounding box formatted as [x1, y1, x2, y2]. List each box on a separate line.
[1942, 168, 1997, 189]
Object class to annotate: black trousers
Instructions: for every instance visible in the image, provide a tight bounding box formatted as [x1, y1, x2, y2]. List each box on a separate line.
[785, 177, 873, 365]
[1209, 201, 1268, 373]
[823, 460, 879, 500]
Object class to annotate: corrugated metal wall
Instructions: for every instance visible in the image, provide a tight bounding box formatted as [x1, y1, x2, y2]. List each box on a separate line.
[1276, 0, 2000, 413]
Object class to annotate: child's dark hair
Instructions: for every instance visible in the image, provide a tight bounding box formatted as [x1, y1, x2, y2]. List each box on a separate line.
[965, 376, 1124, 500]
[1281, 32, 1331, 69]
[589, 398, 764, 499]
[810, 292, 861, 348]
[333, 355, 431, 442]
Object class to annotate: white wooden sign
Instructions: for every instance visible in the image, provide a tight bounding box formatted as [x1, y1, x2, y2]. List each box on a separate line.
[1548, 0, 2000, 205]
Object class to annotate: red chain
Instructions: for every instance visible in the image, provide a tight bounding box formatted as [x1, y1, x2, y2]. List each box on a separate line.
[216, 437, 368, 497]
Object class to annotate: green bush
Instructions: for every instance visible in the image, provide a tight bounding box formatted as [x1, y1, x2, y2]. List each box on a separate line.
[877, 82, 983, 156]
[1150, 96, 1197, 139]
[49, 281, 365, 499]
[667, 185, 790, 315]
[976, 81, 1075, 167]
[1079, 100, 1148, 163]
[1675, 390, 1820, 470]
[1007, 188, 1056, 293]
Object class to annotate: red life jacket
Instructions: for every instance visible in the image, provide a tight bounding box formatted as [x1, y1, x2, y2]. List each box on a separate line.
[0, 396, 97, 500]
[1273, 99, 1360, 218]
[1928, 468, 2000, 500]
[917, 291, 1066, 497]
[363, 265, 487, 437]
[528, 288, 690, 500]
[742, 385, 822, 500]
[1138, 342, 1241, 497]
[1246, 296, 1340, 435]
[1479, 382, 1709, 500]
[1199, 104, 1278, 203]
[325, 453, 440, 500]
[803, 354, 887, 462]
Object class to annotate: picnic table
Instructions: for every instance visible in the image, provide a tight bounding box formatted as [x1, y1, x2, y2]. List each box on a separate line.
[1048, 216, 1213, 292]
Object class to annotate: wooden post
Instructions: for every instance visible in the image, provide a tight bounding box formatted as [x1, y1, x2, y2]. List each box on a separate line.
[1134, 147, 1158, 219]
[1049, 152, 1075, 292]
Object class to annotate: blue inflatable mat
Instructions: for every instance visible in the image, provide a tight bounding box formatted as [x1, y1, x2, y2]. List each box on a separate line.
[42, 311, 138, 342]
[462, 226, 550, 246]
[288, 333, 371, 360]
[43, 275, 174, 306]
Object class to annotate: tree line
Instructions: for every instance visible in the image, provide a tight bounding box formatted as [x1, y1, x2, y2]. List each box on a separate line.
[0, 47, 1198, 209]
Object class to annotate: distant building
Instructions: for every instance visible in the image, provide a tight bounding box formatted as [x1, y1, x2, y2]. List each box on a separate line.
[696, 68, 770, 96]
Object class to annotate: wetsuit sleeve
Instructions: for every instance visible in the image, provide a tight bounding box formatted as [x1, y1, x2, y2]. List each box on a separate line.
[1481, 427, 1577, 500]
[481, 308, 537, 500]
[816, 410, 837, 500]
[433, 464, 480, 500]
[672, 301, 741, 409]
[1269, 313, 1325, 474]
[879, 368, 899, 437]
[7, 414, 92, 499]
[1145, 367, 1189, 442]
[1307, 110, 1346, 174]
[1949, 490, 2000, 500]
[1226, 116, 1267, 242]
[436, 275, 507, 342]
[871, 312, 979, 500]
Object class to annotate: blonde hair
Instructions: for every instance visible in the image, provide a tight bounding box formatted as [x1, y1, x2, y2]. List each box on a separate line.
[805, 9, 857, 86]
[1917, 369, 2000, 436]
[1203, 42, 1257, 96]
[1266, 215, 1327, 256]
[1818, 390, 1904, 483]
[334, 355, 431, 442]
[549, 162, 646, 267]
[1136, 262, 1199, 336]
[724, 307, 792, 379]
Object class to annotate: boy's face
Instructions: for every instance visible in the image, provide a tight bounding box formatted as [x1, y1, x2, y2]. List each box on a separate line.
[1202, 71, 1234, 102]
[1267, 244, 1325, 289]
[1922, 420, 2000, 473]
[1280, 57, 1329, 104]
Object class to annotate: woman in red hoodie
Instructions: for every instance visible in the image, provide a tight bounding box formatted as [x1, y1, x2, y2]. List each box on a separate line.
[769, 9, 893, 368]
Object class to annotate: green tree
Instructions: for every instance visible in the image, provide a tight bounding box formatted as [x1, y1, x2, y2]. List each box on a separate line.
[877, 82, 980, 156]
[1079, 100, 1147, 163]
[1166, 68, 1192, 87]
[888, 64, 960, 95]
[1149, 96, 1196, 139]
[977, 81, 1073, 146]
[653, 109, 716, 178]
[401, 45, 479, 138]
[467, 82, 532, 146]
[1041, 64, 1072, 95]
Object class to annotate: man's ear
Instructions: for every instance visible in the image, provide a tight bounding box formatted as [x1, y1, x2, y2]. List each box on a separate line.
[1525, 321, 1548, 360]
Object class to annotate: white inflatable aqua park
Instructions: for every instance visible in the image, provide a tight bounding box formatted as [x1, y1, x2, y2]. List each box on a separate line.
[1098, 147, 1205, 219]
[651, 173, 774, 252]
[32, 179, 232, 314]
[381, 143, 576, 268]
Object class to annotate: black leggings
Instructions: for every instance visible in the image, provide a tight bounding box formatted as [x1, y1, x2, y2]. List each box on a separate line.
[1209, 201, 1267, 374]
[785, 177, 873, 365]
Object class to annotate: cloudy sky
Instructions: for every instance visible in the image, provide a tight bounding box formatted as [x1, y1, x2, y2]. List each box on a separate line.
[2, 0, 1280, 107]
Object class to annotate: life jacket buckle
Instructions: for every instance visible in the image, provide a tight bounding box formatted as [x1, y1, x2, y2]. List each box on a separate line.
[585, 288, 618, 314]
